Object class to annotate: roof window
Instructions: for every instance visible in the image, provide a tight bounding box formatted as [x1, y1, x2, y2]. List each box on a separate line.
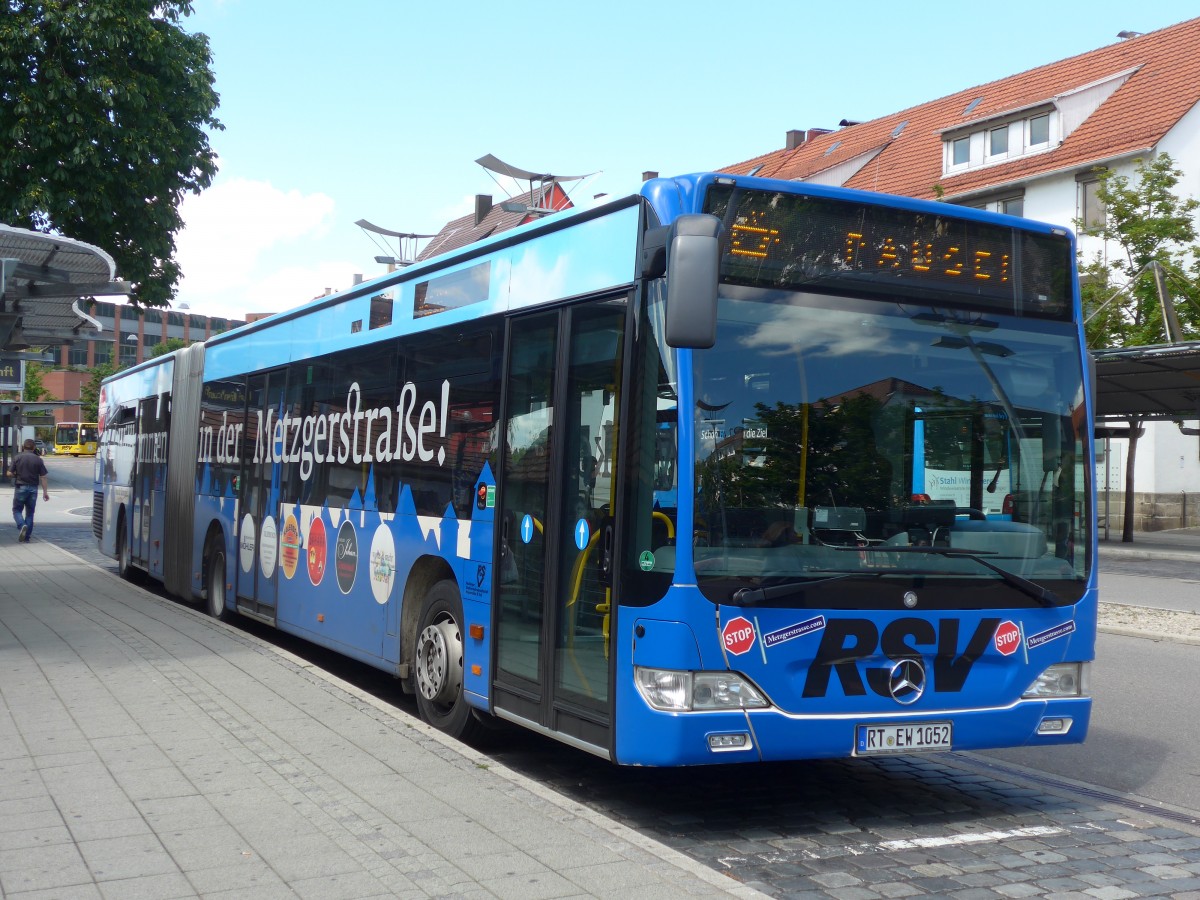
[943, 108, 1057, 175]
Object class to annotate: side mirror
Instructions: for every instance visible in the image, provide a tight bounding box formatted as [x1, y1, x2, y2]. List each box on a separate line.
[664, 214, 721, 349]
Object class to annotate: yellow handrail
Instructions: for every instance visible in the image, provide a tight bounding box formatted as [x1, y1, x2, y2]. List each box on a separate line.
[653, 510, 675, 540]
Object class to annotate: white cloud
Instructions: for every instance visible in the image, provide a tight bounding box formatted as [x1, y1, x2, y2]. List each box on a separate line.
[174, 177, 358, 321]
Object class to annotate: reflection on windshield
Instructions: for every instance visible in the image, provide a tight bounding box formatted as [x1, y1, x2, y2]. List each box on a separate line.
[687, 289, 1089, 609]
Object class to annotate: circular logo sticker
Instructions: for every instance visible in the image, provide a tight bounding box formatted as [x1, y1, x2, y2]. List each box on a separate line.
[307, 516, 327, 586]
[335, 519, 358, 595]
[239, 513, 256, 573]
[259, 516, 278, 579]
[369, 524, 396, 605]
[281, 514, 302, 580]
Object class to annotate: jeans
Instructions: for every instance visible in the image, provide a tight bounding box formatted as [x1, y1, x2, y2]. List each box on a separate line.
[12, 485, 38, 539]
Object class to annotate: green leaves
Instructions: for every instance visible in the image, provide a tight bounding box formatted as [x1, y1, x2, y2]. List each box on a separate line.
[0, 0, 222, 307]
[1078, 154, 1200, 350]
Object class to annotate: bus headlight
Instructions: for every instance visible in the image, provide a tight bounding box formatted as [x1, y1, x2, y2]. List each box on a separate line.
[635, 667, 770, 712]
[1023, 662, 1089, 698]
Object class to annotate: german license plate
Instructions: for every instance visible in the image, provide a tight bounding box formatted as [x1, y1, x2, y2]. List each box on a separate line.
[856, 721, 952, 755]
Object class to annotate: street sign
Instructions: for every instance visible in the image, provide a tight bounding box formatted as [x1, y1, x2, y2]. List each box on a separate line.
[722, 616, 757, 656]
[0, 354, 24, 392]
[994, 620, 1021, 656]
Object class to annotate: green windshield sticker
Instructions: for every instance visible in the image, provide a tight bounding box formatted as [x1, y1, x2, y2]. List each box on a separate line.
[639, 550, 655, 571]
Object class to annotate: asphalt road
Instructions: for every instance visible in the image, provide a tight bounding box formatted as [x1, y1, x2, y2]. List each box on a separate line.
[982, 630, 1200, 810]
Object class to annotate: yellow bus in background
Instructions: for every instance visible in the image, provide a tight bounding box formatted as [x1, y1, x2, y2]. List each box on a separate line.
[54, 422, 98, 456]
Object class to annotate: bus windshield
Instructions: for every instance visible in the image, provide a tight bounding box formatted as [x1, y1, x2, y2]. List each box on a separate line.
[689, 287, 1090, 610]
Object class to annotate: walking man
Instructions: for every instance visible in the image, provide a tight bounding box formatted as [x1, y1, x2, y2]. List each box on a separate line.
[9, 438, 49, 542]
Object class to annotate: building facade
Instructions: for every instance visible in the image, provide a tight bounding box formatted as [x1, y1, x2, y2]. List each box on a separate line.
[51, 301, 244, 371]
[42, 302, 244, 424]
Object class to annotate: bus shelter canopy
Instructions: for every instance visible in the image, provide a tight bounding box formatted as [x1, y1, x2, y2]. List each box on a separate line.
[0, 223, 130, 349]
[1093, 342, 1200, 422]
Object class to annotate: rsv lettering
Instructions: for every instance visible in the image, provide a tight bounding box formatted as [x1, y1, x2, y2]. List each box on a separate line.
[801, 617, 999, 698]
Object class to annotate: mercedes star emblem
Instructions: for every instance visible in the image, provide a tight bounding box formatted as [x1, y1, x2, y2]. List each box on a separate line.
[888, 658, 926, 705]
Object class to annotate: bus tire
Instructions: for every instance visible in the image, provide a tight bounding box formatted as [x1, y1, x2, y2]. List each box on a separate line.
[116, 517, 142, 583]
[413, 580, 483, 741]
[206, 543, 232, 622]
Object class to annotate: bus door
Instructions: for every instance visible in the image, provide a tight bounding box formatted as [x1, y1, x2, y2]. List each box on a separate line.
[493, 299, 626, 754]
[235, 369, 285, 623]
[130, 394, 169, 577]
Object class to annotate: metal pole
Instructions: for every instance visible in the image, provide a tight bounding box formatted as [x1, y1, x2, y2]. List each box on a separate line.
[1103, 436, 1111, 541]
[1153, 260, 1184, 344]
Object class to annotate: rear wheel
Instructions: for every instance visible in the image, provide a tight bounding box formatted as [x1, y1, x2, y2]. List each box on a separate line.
[206, 543, 232, 621]
[413, 580, 485, 741]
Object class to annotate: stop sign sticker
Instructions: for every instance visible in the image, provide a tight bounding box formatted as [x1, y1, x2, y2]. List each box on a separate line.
[994, 620, 1021, 656]
[722, 617, 757, 656]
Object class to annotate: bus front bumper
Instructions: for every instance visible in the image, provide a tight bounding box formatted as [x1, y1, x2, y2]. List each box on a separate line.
[613, 697, 1092, 766]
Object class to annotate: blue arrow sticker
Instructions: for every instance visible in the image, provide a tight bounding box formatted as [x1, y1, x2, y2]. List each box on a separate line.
[521, 514, 534, 544]
[574, 518, 590, 551]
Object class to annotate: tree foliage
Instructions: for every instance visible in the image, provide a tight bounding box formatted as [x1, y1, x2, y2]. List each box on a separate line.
[21, 361, 52, 402]
[1077, 154, 1200, 349]
[149, 337, 189, 358]
[1075, 154, 1200, 542]
[0, 1, 222, 306]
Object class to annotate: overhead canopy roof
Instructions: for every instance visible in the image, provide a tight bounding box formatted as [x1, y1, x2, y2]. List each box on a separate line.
[0, 223, 131, 349]
[1093, 342, 1200, 421]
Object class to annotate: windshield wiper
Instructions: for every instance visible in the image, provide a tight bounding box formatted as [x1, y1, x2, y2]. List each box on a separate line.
[828, 545, 1059, 607]
[732, 572, 882, 605]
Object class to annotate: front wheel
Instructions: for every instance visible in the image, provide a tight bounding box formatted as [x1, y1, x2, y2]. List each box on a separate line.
[413, 580, 485, 741]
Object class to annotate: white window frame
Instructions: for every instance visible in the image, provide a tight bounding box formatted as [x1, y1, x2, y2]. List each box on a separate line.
[1078, 177, 1106, 231]
[1027, 113, 1051, 150]
[987, 125, 1010, 160]
[943, 107, 1058, 175]
[1000, 196, 1024, 218]
[948, 135, 971, 171]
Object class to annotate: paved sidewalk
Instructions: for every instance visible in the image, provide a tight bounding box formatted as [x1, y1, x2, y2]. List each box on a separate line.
[1099, 524, 1200, 562]
[0, 537, 761, 899]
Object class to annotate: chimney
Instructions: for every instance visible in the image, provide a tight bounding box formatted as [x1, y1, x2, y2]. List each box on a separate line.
[786, 129, 805, 150]
[474, 194, 493, 226]
[642, 171, 659, 182]
[806, 128, 833, 142]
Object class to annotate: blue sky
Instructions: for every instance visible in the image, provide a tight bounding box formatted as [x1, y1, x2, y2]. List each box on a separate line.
[172, 2, 1198, 322]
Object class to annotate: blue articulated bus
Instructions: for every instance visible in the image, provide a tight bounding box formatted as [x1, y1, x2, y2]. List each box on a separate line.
[94, 172, 1095, 765]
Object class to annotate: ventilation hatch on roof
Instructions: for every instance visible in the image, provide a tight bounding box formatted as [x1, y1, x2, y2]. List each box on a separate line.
[890, 120, 908, 139]
[963, 97, 983, 116]
[823, 141, 842, 156]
